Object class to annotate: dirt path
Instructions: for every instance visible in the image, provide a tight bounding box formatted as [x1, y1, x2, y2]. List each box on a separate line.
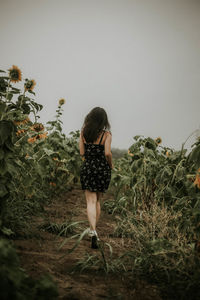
[14, 187, 162, 300]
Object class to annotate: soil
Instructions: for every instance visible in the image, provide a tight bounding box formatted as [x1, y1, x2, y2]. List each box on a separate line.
[14, 187, 162, 300]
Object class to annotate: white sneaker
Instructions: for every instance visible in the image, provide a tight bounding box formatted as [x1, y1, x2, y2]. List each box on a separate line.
[87, 228, 94, 237]
[93, 230, 100, 241]
[87, 228, 100, 241]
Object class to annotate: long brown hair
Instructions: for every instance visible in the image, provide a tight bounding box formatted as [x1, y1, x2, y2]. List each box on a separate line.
[82, 107, 111, 143]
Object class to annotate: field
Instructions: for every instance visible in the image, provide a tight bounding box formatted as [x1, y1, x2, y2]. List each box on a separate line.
[0, 66, 200, 300]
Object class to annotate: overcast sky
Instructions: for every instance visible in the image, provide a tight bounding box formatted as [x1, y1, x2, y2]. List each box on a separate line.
[1, 0, 200, 149]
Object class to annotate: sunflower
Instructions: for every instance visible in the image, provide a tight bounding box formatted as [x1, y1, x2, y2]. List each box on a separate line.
[128, 149, 134, 157]
[16, 129, 25, 136]
[24, 117, 30, 124]
[24, 79, 36, 91]
[38, 132, 48, 139]
[166, 151, 170, 157]
[27, 136, 36, 144]
[53, 157, 58, 161]
[14, 117, 30, 126]
[8, 65, 22, 83]
[30, 123, 44, 132]
[49, 182, 56, 187]
[194, 174, 200, 189]
[155, 137, 162, 145]
[59, 98, 66, 106]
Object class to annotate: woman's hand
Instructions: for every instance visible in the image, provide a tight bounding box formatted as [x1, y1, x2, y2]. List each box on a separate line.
[104, 132, 113, 168]
[79, 131, 85, 157]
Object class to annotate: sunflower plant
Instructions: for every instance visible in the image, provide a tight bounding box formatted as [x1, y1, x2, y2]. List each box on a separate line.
[0, 66, 80, 236]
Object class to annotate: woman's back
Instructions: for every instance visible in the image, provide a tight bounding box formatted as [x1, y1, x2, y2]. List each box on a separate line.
[82, 130, 108, 145]
[80, 130, 111, 192]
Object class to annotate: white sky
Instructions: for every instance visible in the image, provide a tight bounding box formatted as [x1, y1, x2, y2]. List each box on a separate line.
[1, 0, 200, 149]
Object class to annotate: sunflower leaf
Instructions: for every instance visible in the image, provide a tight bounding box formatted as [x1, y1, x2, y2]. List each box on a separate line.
[7, 93, 13, 100]
[28, 90, 35, 95]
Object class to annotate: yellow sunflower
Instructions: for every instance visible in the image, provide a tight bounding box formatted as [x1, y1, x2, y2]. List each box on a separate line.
[59, 98, 66, 106]
[16, 129, 25, 136]
[30, 123, 44, 132]
[14, 117, 30, 126]
[24, 79, 36, 91]
[194, 174, 200, 189]
[27, 136, 37, 144]
[155, 137, 162, 145]
[8, 65, 22, 83]
[38, 132, 48, 139]
[128, 149, 134, 157]
[24, 117, 30, 124]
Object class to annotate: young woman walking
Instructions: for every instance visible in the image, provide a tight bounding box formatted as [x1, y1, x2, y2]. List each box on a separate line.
[79, 107, 112, 249]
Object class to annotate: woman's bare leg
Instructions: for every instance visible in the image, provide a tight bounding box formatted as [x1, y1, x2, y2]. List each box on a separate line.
[96, 192, 103, 224]
[85, 190, 97, 231]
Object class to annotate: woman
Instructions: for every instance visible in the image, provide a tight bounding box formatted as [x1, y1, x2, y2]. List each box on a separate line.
[79, 107, 113, 249]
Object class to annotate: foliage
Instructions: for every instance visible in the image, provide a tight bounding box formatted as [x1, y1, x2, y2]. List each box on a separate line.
[105, 134, 200, 299]
[0, 66, 81, 235]
[110, 135, 200, 239]
[40, 220, 84, 237]
[0, 238, 58, 300]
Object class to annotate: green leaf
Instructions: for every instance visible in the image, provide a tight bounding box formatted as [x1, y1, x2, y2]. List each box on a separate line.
[6, 161, 18, 176]
[5, 139, 14, 152]
[188, 144, 200, 167]
[59, 229, 89, 254]
[0, 120, 15, 145]
[11, 90, 20, 94]
[7, 93, 13, 100]
[43, 148, 55, 156]
[0, 183, 8, 197]
[0, 148, 4, 160]
[11, 87, 20, 91]
[1, 227, 14, 236]
[145, 137, 157, 150]
[28, 90, 35, 95]
[21, 104, 30, 114]
[0, 102, 6, 114]
[0, 70, 6, 72]
[23, 176, 33, 186]
[0, 76, 9, 79]
[133, 135, 141, 141]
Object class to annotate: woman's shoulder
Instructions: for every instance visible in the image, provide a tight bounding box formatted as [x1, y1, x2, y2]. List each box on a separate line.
[104, 129, 112, 135]
[103, 130, 112, 144]
[104, 130, 112, 138]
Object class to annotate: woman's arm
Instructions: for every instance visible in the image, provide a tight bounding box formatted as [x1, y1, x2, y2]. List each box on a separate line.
[104, 132, 113, 169]
[79, 131, 85, 156]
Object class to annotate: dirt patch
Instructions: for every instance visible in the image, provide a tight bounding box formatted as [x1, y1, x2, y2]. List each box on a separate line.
[14, 187, 162, 299]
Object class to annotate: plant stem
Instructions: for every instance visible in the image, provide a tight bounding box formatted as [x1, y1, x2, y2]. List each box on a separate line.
[19, 88, 26, 109]
[5, 79, 11, 101]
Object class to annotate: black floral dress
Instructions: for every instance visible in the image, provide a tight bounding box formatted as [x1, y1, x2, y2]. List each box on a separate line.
[80, 132, 111, 193]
